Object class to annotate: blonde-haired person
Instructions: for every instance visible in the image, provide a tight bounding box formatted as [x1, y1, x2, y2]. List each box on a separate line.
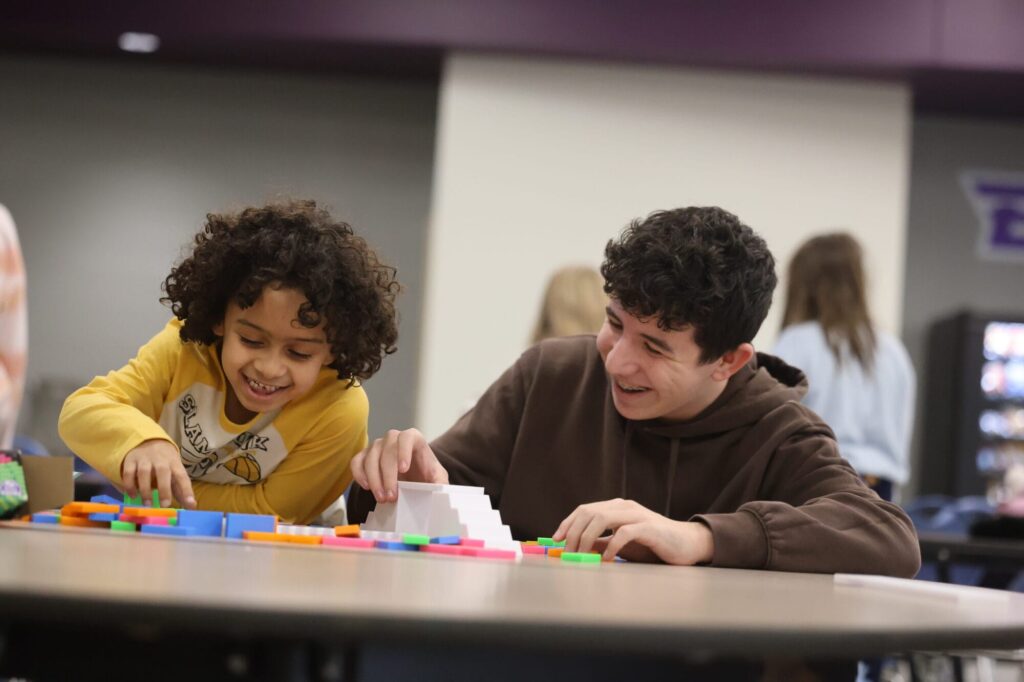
[772, 233, 915, 504]
[531, 266, 607, 345]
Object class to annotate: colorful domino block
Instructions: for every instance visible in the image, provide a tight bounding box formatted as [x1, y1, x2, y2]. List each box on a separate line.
[225, 513, 277, 539]
[90, 494, 124, 507]
[561, 552, 602, 564]
[88, 512, 119, 523]
[140, 524, 195, 537]
[322, 536, 375, 549]
[110, 521, 137, 532]
[175, 509, 224, 537]
[375, 540, 420, 552]
[30, 512, 59, 524]
[521, 544, 547, 555]
[430, 535, 461, 545]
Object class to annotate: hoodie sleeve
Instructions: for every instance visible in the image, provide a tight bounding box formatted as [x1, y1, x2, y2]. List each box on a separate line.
[696, 415, 921, 577]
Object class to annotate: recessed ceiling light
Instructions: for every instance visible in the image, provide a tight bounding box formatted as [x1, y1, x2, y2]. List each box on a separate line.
[118, 32, 160, 54]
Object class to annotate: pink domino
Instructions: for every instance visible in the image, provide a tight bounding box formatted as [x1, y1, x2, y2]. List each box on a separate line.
[458, 538, 485, 547]
[521, 544, 547, 555]
[121, 514, 168, 525]
[421, 544, 465, 556]
[461, 547, 517, 561]
[322, 536, 376, 549]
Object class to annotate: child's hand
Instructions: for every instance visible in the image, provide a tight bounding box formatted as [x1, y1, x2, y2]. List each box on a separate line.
[121, 439, 197, 509]
[350, 428, 449, 503]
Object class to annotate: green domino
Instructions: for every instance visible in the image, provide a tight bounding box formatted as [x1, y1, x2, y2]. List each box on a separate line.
[537, 537, 566, 547]
[111, 521, 137, 532]
[167, 518, 178, 526]
[123, 493, 143, 506]
[151, 490, 160, 507]
[401, 534, 430, 545]
[561, 552, 601, 563]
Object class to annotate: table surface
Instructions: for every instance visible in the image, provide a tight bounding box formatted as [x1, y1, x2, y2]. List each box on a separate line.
[3, 523, 1024, 657]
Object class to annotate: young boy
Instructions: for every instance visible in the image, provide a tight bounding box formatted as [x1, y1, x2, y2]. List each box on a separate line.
[59, 200, 399, 524]
[348, 206, 921, 576]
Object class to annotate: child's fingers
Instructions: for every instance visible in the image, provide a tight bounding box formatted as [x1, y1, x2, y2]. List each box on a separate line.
[135, 460, 154, 505]
[154, 465, 174, 508]
[171, 467, 196, 509]
[121, 458, 139, 498]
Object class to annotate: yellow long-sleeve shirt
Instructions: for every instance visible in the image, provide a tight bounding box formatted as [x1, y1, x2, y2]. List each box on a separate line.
[59, 319, 367, 524]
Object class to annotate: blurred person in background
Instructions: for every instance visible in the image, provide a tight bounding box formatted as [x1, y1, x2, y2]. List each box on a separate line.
[773, 232, 915, 504]
[530, 265, 607, 345]
[0, 203, 28, 451]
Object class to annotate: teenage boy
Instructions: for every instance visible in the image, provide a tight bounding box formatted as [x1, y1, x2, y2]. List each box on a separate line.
[349, 207, 920, 576]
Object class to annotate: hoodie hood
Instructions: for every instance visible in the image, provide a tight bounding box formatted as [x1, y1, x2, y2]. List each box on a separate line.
[636, 352, 808, 439]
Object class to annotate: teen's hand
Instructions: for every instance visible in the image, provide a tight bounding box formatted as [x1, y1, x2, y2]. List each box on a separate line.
[350, 428, 449, 503]
[552, 498, 714, 565]
[121, 439, 197, 509]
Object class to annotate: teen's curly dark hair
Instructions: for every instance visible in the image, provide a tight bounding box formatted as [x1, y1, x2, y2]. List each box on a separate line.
[162, 200, 399, 382]
[601, 207, 776, 364]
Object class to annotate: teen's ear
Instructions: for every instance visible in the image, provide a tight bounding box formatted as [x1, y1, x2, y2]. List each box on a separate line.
[212, 320, 225, 337]
[711, 343, 754, 381]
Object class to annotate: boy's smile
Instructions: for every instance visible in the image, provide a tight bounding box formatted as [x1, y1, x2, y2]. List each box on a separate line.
[596, 299, 751, 423]
[214, 285, 334, 424]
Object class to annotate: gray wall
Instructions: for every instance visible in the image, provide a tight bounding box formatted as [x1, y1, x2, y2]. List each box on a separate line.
[0, 55, 436, 453]
[903, 115, 1024, 492]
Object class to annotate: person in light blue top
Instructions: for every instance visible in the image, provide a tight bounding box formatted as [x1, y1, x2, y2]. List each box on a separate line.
[773, 233, 915, 503]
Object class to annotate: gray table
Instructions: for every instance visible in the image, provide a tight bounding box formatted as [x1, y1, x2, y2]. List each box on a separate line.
[2, 523, 1024, 680]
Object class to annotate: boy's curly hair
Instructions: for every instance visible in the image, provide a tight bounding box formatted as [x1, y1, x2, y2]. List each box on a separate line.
[162, 200, 399, 382]
[601, 207, 776, 364]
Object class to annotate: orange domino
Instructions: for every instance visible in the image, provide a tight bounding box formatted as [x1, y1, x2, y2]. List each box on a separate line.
[243, 531, 322, 545]
[334, 524, 361, 537]
[61, 502, 121, 517]
[122, 507, 178, 518]
[547, 548, 564, 558]
[59, 516, 107, 528]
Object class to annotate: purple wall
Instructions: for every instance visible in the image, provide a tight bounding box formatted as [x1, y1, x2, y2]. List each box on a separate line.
[2, 0, 1023, 114]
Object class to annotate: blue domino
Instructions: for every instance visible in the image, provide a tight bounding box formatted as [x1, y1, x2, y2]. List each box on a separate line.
[140, 524, 196, 537]
[90, 494, 124, 507]
[430, 535, 461, 545]
[225, 513, 277, 539]
[88, 512, 120, 522]
[375, 541, 420, 552]
[31, 513, 59, 524]
[176, 509, 225, 537]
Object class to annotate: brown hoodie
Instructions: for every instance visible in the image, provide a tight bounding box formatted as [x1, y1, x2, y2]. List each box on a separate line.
[350, 335, 921, 576]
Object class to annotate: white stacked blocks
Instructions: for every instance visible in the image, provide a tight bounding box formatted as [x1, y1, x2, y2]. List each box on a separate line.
[362, 481, 521, 557]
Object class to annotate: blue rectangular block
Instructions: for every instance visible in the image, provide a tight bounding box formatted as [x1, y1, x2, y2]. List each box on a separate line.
[140, 524, 196, 537]
[31, 513, 59, 524]
[90, 494, 124, 507]
[430, 535, 461, 545]
[224, 513, 276, 539]
[88, 512, 119, 522]
[176, 509, 225, 537]
[375, 541, 420, 552]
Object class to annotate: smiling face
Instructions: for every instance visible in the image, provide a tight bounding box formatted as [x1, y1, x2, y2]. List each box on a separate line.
[213, 285, 334, 424]
[596, 298, 751, 423]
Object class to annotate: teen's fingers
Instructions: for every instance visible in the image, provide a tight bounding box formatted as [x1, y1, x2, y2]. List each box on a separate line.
[577, 513, 613, 554]
[361, 439, 385, 502]
[350, 448, 368, 490]
[380, 430, 404, 501]
[602, 523, 641, 562]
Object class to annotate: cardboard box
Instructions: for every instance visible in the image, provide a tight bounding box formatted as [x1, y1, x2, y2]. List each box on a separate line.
[21, 454, 74, 513]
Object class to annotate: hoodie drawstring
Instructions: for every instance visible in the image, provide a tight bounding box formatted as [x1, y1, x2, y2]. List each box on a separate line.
[664, 438, 679, 517]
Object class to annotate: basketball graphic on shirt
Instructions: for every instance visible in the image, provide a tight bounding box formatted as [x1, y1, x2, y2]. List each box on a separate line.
[223, 454, 262, 483]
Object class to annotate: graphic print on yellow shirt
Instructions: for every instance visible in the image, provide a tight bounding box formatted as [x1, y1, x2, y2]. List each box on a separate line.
[161, 383, 287, 485]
